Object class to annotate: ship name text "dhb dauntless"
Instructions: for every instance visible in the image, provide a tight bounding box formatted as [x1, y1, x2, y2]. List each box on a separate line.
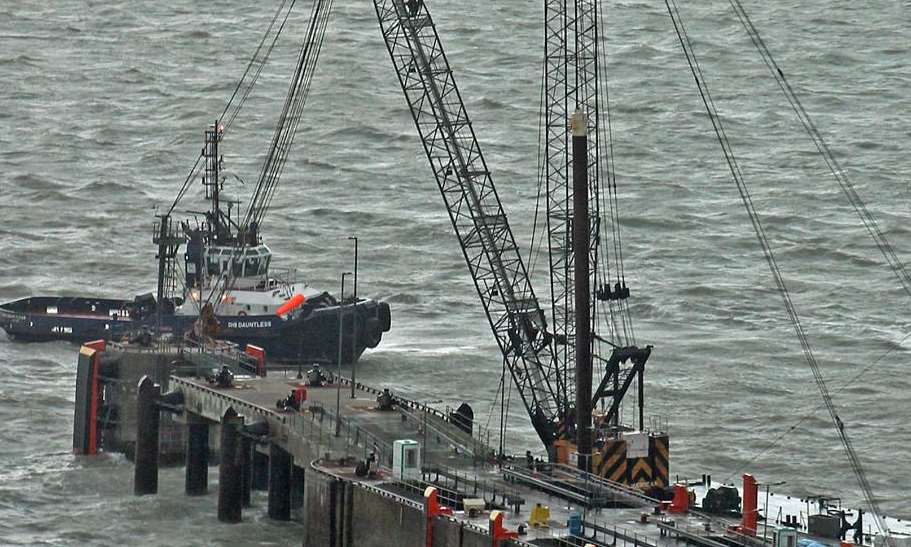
[227, 320, 273, 329]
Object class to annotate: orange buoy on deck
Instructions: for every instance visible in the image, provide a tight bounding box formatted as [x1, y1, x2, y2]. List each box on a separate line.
[275, 294, 305, 317]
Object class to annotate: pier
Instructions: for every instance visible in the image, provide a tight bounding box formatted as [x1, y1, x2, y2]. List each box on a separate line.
[72, 342, 911, 547]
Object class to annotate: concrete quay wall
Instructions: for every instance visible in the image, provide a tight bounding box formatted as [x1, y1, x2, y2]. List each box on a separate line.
[304, 465, 518, 547]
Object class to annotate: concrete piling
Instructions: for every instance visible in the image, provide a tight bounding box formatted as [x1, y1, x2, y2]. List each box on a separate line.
[267, 443, 292, 521]
[290, 464, 305, 510]
[252, 448, 269, 491]
[134, 376, 161, 496]
[217, 408, 244, 523]
[240, 435, 253, 507]
[185, 415, 209, 496]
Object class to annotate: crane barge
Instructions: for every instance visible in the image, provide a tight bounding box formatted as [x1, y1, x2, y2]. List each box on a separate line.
[375, 0, 904, 545]
[375, 0, 664, 489]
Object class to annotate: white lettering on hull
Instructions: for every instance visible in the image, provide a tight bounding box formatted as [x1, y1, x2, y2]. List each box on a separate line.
[227, 320, 273, 329]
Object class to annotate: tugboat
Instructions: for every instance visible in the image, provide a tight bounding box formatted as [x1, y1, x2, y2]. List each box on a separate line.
[0, 4, 390, 363]
[0, 124, 390, 363]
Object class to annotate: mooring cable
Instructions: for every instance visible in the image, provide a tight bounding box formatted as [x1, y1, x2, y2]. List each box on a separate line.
[664, 1, 891, 539]
[726, 0, 911, 305]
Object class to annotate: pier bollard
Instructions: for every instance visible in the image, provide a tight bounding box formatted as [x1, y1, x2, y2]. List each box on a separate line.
[134, 376, 161, 496]
[185, 415, 209, 496]
[240, 436, 253, 507]
[217, 408, 244, 523]
[423, 487, 452, 547]
[290, 464, 305, 510]
[252, 448, 269, 491]
[267, 444, 292, 521]
[489, 511, 519, 546]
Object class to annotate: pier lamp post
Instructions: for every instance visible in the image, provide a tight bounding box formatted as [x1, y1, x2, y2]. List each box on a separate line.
[347, 235, 359, 399]
[348, 236, 358, 299]
[761, 480, 786, 541]
[336, 271, 352, 437]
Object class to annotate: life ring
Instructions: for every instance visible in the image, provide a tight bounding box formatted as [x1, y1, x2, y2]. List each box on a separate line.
[238, 311, 247, 317]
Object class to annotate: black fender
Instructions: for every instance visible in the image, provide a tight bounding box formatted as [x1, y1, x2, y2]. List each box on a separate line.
[377, 302, 391, 332]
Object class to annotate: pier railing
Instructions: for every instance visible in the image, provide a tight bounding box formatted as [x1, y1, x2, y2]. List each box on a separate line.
[108, 338, 260, 378]
[330, 374, 499, 465]
[280, 382, 500, 477]
[286, 400, 394, 469]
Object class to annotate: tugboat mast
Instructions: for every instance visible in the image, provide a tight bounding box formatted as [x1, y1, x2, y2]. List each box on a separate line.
[203, 121, 230, 244]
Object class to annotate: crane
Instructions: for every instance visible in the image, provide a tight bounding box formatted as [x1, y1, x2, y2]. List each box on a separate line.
[540, 0, 656, 463]
[373, 0, 563, 446]
[375, 0, 663, 485]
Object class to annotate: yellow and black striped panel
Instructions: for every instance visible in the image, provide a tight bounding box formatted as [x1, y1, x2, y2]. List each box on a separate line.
[595, 439, 628, 484]
[629, 457, 652, 486]
[650, 435, 670, 488]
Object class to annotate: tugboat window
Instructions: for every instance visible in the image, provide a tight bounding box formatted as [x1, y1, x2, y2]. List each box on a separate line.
[245, 258, 259, 276]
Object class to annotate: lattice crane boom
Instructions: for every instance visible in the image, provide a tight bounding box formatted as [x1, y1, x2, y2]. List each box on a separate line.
[543, 0, 648, 431]
[373, 0, 564, 446]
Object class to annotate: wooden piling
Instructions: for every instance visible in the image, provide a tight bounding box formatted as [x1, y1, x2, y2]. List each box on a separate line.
[252, 448, 269, 491]
[290, 464, 305, 510]
[240, 435, 253, 507]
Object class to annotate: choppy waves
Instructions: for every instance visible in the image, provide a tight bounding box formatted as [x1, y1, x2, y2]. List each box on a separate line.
[0, 0, 909, 542]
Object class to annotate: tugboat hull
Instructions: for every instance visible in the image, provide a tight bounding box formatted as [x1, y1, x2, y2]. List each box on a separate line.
[0, 296, 391, 364]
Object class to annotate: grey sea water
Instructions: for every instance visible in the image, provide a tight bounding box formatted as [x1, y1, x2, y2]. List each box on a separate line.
[1, 0, 909, 544]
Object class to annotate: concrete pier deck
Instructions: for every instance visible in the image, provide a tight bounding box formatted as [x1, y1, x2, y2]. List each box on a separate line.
[165, 370, 911, 547]
[98, 346, 909, 547]
[171, 372, 489, 470]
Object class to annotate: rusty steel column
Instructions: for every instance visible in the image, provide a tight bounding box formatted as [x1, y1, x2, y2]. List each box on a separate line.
[572, 109, 593, 473]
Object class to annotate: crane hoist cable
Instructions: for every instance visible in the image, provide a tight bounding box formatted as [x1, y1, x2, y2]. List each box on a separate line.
[166, 0, 297, 218]
[726, 328, 911, 486]
[243, 0, 331, 234]
[726, 0, 911, 306]
[203, 0, 333, 311]
[665, 1, 892, 541]
[166, 153, 204, 216]
[221, 0, 298, 134]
